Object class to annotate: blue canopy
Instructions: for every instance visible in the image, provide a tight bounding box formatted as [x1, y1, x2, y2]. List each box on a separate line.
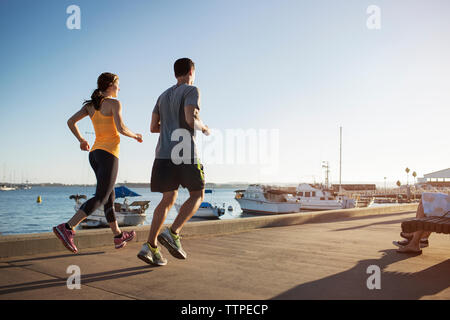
[200, 202, 212, 208]
[205, 189, 213, 194]
[114, 186, 141, 198]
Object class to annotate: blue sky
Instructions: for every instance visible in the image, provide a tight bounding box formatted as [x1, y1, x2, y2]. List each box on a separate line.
[0, 0, 449, 186]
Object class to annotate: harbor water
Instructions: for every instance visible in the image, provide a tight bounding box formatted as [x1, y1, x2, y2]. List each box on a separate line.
[0, 186, 244, 235]
[0, 186, 412, 236]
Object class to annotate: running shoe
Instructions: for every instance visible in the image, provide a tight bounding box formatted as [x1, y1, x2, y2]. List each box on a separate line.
[137, 243, 167, 266]
[420, 239, 429, 248]
[158, 227, 186, 259]
[53, 223, 78, 253]
[114, 230, 136, 249]
[392, 239, 429, 248]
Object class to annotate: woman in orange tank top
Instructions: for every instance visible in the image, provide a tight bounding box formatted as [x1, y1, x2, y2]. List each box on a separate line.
[53, 72, 143, 253]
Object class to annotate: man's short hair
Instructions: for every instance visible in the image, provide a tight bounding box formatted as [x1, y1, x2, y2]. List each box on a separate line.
[174, 58, 195, 77]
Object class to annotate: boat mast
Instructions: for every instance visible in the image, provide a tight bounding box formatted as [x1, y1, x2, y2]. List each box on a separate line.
[322, 161, 330, 189]
[339, 126, 342, 193]
[2, 163, 5, 185]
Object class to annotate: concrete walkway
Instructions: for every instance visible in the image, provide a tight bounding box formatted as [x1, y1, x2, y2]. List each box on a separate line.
[1, 209, 449, 300]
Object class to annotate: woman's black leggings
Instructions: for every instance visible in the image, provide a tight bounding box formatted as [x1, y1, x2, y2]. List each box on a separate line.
[80, 149, 118, 223]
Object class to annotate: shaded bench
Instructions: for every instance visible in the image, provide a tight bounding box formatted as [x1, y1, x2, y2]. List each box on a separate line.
[401, 217, 450, 234]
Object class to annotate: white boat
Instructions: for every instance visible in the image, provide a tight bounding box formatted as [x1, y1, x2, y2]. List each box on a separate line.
[174, 201, 225, 219]
[0, 185, 16, 191]
[74, 200, 148, 228]
[174, 189, 225, 219]
[295, 183, 356, 211]
[234, 185, 302, 214]
[368, 197, 403, 207]
[69, 186, 149, 228]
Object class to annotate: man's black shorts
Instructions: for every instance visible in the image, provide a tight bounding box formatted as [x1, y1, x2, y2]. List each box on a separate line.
[150, 158, 205, 193]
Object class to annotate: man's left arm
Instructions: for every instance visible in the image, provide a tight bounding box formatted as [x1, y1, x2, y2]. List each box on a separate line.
[150, 99, 161, 133]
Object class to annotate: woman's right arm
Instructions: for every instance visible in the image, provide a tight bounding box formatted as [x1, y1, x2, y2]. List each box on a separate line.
[67, 105, 90, 151]
[111, 100, 143, 142]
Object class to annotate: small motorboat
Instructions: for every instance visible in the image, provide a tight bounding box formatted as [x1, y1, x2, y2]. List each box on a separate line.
[70, 186, 149, 228]
[174, 189, 225, 219]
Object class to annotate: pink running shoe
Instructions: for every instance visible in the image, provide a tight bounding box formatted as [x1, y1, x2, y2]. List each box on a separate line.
[53, 223, 78, 253]
[114, 230, 136, 249]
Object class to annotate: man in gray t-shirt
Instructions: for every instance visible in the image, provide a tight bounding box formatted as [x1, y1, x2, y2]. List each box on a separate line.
[138, 58, 210, 267]
[152, 83, 201, 161]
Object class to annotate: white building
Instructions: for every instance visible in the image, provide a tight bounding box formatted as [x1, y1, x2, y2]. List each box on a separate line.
[417, 168, 450, 184]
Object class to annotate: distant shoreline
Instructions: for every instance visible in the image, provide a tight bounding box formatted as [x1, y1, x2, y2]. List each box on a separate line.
[1, 182, 418, 189]
[3, 182, 252, 189]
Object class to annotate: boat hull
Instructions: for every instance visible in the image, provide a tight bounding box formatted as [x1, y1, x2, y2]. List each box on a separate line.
[174, 203, 223, 219]
[75, 204, 147, 228]
[298, 200, 343, 211]
[0, 187, 16, 191]
[236, 198, 301, 214]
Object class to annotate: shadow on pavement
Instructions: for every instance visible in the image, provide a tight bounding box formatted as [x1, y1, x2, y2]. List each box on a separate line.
[331, 217, 411, 232]
[248, 212, 415, 230]
[272, 249, 450, 300]
[3, 251, 106, 264]
[318, 211, 414, 225]
[0, 265, 153, 296]
[0, 264, 33, 269]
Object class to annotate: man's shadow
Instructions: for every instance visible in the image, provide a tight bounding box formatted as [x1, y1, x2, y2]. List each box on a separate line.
[273, 249, 450, 300]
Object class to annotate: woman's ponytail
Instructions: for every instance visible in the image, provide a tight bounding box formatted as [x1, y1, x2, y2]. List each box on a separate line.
[88, 88, 105, 110]
[83, 72, 118, 110]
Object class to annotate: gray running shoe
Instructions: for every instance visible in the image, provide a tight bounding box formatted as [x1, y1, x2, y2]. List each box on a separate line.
[158, 227, 187, 259]
[137, 243, 167, 266]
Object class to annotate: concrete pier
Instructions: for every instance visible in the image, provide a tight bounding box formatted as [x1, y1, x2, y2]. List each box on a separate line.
[1, 204, 449, 300]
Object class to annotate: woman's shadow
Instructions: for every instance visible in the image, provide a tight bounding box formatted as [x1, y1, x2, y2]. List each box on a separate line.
[0, 252, 156, 296]
[273, 249, 450, 300]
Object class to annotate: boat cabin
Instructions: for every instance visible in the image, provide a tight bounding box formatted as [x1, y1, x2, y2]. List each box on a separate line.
[296, 183, 335, 200]
[235, 184, 297, 203]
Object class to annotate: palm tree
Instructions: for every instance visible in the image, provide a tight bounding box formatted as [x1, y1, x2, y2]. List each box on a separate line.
[396, 180, 402, 202]
[412, 171, 417, 200]
[405, 167, 410, 185]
